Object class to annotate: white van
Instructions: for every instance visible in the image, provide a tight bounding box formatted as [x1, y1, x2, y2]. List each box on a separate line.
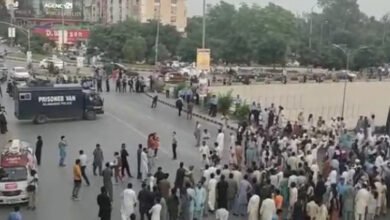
[0, 140, 37, 204]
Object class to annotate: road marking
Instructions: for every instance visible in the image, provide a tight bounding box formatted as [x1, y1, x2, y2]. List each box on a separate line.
[105, 111, 169, 155]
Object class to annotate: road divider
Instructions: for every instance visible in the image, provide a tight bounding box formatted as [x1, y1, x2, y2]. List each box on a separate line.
[143, 92, 237, 131]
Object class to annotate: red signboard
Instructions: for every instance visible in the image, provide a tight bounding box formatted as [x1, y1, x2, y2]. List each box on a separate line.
[32, 28, 90, 44]
[5, 183, 17, 190]
[67, 30, 90, 42]
[1, 155, 28, 168]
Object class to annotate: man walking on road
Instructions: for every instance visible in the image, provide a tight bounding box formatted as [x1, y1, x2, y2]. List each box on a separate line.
[151, 91, 158, 108]
[137, 144, 143, 179]
[97, 186, 112, 220]
[102, 162, 113, 201]
[35, 136, 43, 166]
[58, 136, 67, 167]
[72, 159, 82, 200]
[79, 150, 90, 186]
[176, 97, 183, 116]
[121, 143, 133, 178]
[172, 131, 178, 160]
[93, 144, 104, 176]
[120, 183, 137, 220]
[194, 122, 201, 147]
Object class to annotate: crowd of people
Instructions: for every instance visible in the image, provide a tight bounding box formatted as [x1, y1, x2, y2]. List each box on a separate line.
[61, 95, 390, 220]
[3, 66, 390, 220]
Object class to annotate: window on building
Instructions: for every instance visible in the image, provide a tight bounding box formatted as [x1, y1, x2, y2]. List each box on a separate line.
[170, 16, 176, 23]
[171, 6, 176, 15]
[155, 0, 160, 2]
[171, 0, 177, 4]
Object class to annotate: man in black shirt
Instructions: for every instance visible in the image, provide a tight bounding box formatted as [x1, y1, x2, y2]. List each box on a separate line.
[120, 143, 133, 178]
[138, 183, 152, 220]
[97, 187, 112, 220]
[137, 144, 142, 179]
[216, 175, 229, 209]
[174, 162, 186, 191]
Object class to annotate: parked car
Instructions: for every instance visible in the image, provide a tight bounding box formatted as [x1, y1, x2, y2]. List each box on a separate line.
[39, 58, 65, 70]
[10, 67, 30, 81]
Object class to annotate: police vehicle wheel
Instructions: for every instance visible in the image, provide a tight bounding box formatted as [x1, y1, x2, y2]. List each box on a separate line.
[34, 114, 48, 124]
[85, 111, 96, 120]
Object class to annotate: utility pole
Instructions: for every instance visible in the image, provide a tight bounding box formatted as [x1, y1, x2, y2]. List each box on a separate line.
[333, 44, 368, 117]
[154, 2, 161, 67]
[308, 4, 317, 50]
[61, 0, 66, 72]
[202, 0, 206, 48]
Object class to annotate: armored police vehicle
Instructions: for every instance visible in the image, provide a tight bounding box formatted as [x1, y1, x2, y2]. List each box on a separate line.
[14, 81, 104, 124]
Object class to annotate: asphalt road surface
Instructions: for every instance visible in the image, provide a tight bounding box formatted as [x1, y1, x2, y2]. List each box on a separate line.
[0, 59, 229, 219]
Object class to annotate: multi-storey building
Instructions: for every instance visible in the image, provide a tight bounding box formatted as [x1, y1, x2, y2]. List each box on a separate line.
[87, 0, 133, 24]
[135, 0, 187, 32]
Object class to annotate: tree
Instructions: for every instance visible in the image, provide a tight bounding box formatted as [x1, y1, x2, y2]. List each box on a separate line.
[85, 0, 390, 69]
[256, 33, 288, 66]
[122, 36, 147, 63]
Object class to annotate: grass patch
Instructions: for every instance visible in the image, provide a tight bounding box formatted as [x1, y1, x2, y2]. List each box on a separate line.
[9, 52, 47, 61]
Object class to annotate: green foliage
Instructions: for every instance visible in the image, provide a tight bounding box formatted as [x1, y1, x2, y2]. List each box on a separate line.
[218, 90, 234, 115]
[88, 19, 181, 63]
[82, 0, 390, 69]
[122, 35, 147, 63]
[234, 103, 250, 122]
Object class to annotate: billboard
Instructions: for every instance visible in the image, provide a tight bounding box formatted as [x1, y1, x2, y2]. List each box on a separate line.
[196, 48, 211, 71]
[10, 0, 84, 19]
[32, 28, 89, 44]
[12, 0, 35, 17]
[41, 0, 83, 19]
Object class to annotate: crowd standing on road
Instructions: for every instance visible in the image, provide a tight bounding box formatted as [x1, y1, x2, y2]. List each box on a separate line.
[50, 97, 390, 220]
[3, 66, 390, 220]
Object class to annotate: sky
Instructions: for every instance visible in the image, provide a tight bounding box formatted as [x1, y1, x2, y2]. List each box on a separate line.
[187, 0, 390, 18]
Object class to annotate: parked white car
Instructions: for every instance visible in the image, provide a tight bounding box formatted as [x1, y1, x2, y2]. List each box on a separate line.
[39, 58, 65, 70]
[10, 67, 30, 81]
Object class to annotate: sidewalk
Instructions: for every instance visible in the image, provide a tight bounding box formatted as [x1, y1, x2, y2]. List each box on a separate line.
[144, 92, 239, 131]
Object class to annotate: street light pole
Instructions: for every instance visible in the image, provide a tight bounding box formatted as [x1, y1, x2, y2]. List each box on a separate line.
[154, 3, 161, 67]
[383, 14, 389, 47]
[333, 44, 367, 117]
[27, 29, 31, 52]
[202, 0, 206, 48]
[309, 5, 317, 50]
[61, 0, 66, 72]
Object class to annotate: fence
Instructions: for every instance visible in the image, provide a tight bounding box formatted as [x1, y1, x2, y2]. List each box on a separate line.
[211, 82, 390, 129]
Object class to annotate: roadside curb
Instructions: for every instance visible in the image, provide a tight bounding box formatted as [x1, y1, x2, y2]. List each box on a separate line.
[144, 92, 237, 131]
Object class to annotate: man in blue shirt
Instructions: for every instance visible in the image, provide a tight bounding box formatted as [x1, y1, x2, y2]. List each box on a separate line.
[8, 206, 22, 220]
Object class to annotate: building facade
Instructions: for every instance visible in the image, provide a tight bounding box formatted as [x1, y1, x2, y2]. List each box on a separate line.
[85, 0, 134, 24]
[135, 0, 187, 32]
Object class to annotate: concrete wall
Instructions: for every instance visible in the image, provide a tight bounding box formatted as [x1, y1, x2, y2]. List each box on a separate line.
[210, 82, 390, 128]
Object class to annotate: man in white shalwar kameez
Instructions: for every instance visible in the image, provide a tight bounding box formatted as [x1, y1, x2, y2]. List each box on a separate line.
[355, 184, 370, 220]
[216, 129, 224, 155]
[141, 149, 149, 181]
[149, 197, 162, 220]
[247, 194, 260, 220]
[207, 173, 217, 212]
[120, 183, 137, 220]
[260, 197, 276, 220]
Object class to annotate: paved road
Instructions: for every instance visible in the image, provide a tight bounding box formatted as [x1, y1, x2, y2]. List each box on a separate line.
[0, 60, 228, 219]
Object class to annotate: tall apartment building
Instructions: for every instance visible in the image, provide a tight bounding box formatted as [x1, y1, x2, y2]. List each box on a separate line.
[86, 0, 133, 23]
[85, 0, 187, 32]
[136, 0, 187, 32]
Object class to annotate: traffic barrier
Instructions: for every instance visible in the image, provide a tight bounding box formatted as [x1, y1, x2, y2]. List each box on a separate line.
[144, 92, 237, 131]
